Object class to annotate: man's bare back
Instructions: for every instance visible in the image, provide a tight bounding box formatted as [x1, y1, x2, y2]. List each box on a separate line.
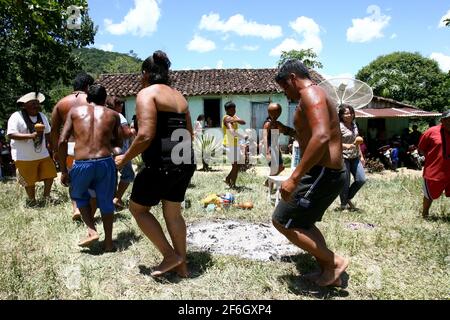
[51, 92, 89, 146]
[61, 104, 121, 160]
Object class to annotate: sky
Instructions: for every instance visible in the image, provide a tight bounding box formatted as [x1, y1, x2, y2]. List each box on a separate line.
[86, 0, 450, 78]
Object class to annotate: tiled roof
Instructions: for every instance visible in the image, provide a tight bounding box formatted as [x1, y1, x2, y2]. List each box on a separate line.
[355, 107, 441, 118]
[97, 68, 325, 97]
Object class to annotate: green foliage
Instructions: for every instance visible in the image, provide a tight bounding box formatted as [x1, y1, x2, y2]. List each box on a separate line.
[73, 48, 142, 78]
[193, 134, 223, 171]
[356, 52, 450, 112]
[278, 49, 323, 69]
[0, 0, 96, 128]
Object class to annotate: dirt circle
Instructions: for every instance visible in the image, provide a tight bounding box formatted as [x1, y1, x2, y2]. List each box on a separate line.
[187, 219, 301, 261]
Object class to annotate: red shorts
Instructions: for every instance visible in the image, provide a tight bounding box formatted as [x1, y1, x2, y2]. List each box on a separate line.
[423, 179, 450, 200]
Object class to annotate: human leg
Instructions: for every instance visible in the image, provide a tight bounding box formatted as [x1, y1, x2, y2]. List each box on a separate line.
[339, 160, 351, 209]
[347, 159, 367, 202]
[78, 204, 99, 247]
[129, 200, 182, 276]
[272, 220, 348, 286]
[162, 200, 188, 277]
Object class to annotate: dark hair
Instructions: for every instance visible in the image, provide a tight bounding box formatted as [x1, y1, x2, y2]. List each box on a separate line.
[73, 72, 94, 91]
[224, 101, 236, 110]
[197, 114, 205, 121]
[105, 96, 124, 109]
[338, 104, 355, 122]
[141, 50, 171, 85]
[87, 84, 107, 105]
[275, 59, 311, 83]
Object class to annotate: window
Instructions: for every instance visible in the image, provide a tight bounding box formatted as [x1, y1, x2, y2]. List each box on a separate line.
[204, 99, 221, 128]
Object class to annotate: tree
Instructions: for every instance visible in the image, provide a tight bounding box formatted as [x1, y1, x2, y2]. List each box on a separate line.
[445, 18, 450, 26]
[105, 55, 142, 74]
[0, 0, 96, 128]
[278, 49, 323, 69]
[356, 52, 450, 112]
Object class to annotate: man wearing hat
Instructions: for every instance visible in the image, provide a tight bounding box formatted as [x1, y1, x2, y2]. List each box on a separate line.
[418, 110, 450, 218]
[7, 92, 57, 206]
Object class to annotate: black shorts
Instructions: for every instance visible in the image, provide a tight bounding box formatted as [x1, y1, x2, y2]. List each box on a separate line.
[272, 166, 346, 229]
[130, 164, 196, 207]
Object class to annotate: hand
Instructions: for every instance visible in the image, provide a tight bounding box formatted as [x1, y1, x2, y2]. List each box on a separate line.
[281, 177, 297, 202]
[60, 172, 70, 187]
[115, 154, 126, 170]
[360, 157, 366, 167]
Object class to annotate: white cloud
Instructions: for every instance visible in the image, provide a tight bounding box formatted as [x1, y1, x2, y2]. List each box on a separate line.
[270, 38, 305, 57]
[243, 63, 252, 69]
[430, 52, 450, 72]
[187, 35, 216, 53]
[270, 16, 322, 56]
[104, 0, 161, 37]
[224, 43, 238, 51]
[438, 9, 450, 28]
[346, 5, 391, 43]
[390, 33, 397, 39]
[97, 43, 114, 51]
[225, 43, 259, 51]
[199, 13, 282, 40]
[216, 60, 224, 69]
[321, 72, 355, 80]
[242, 45, 259, 51]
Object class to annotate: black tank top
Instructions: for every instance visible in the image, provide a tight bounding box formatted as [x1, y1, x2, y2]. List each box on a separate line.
[142, 111, 194, 168]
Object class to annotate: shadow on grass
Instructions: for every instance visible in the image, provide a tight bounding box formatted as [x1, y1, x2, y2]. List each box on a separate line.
[426, 215, 450, 223]
[91, 212, 131, 224]
[228, 185, 253, 192]
[277, 253, 350, 299]
[80, 229, 142, 256]
[138, 251, 214, 284]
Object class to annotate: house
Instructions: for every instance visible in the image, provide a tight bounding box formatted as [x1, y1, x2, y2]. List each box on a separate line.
[98, 68, 441, 145]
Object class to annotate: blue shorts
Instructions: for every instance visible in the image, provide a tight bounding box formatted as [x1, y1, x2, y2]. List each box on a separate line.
[119, 161, 135, 183]
[69, 156, 116, 215]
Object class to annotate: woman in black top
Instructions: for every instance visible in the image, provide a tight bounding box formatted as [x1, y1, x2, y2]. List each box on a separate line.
[115, 51, 195, 278]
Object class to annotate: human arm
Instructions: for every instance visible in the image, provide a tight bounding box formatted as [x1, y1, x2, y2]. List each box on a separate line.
[230, 115, 246, 125]
[275, 121, 297, 138]
[50, 104, 62, 154]
[224, 116, 247, 140]
[262, 122, 271, 158]
[115, 91, 157, 169]
[57, 110, 74, 186]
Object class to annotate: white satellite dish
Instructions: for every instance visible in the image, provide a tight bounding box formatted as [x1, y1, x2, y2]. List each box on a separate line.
[318, 78, 373, 109]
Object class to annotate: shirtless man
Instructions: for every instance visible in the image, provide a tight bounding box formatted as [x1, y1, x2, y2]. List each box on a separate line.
[58, 85, 122, 252]
[272, 59, 349, 287]
[263, 103, 285, 177]
[51, 73, 96, 221]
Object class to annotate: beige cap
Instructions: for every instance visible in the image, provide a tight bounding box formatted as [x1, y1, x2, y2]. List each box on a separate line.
[17, 92, 45, 104]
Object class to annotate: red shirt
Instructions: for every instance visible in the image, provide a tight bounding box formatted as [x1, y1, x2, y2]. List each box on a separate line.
[418, 124, 450, 182]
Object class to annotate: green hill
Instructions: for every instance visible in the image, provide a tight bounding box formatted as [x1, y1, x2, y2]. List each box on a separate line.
[73, 48, 142, 78]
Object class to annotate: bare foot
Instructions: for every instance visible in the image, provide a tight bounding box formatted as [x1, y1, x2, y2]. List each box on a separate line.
[175, 262, 190, 278]
[316, 257, 349, 287]
[113, 198, 125, 210]
[151, 255, 184, 277]
[78, 233, 100, 247]
[303, 270, 322, 282]
[72, 211, 82, 222]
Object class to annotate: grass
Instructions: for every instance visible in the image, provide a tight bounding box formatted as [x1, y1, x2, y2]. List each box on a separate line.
[0, 167, 448, 300]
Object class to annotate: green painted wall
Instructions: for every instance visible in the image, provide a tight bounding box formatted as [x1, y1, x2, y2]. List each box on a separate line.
[124, 93, 291, 144]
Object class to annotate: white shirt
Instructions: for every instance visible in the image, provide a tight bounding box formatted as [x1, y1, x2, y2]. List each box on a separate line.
[118, 113, 130, 151]
[7, 111, 51, 161]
